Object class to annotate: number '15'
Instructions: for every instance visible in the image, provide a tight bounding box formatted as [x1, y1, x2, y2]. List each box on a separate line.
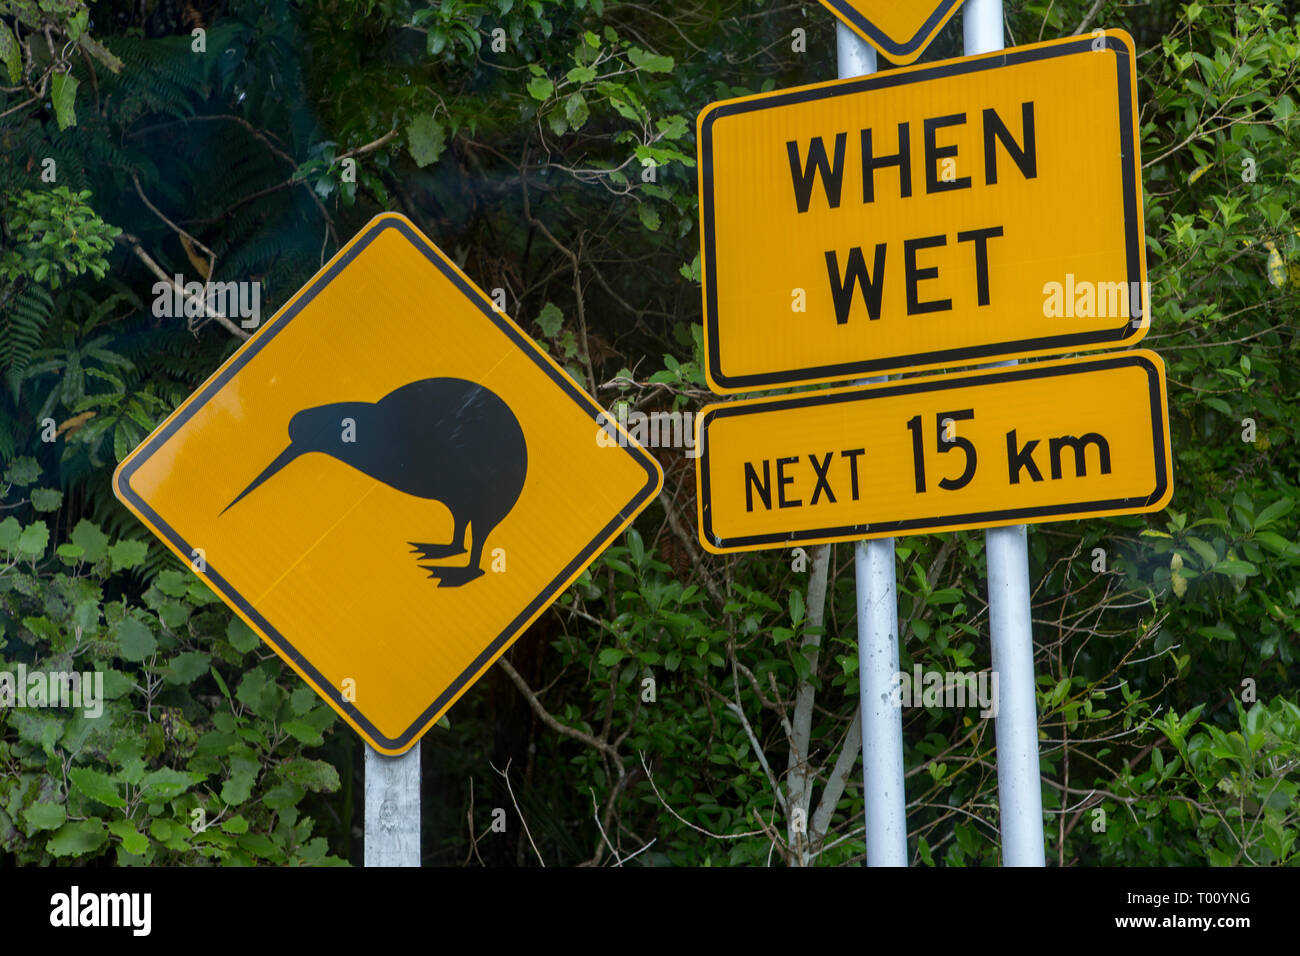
[905, 410, 976, 493]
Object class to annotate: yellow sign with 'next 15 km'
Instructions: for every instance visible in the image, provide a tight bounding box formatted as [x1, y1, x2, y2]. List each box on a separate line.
[695, 352, 1173, 554]
[114, 214, 662, 755]
[698, 31, 1148, 393]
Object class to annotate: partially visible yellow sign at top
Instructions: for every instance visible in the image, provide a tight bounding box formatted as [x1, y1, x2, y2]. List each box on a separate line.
[819, 0, 967, 64]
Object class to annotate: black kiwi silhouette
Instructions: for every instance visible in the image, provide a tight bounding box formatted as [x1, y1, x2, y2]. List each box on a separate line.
[221, 377, 527, 587]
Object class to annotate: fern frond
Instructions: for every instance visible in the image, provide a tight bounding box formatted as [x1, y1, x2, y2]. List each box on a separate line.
[1, 282, 53, 379]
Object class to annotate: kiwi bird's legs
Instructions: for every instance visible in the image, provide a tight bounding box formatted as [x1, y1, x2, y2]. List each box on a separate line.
[420, 513, 491, 587]
[409, 514, 469, 561]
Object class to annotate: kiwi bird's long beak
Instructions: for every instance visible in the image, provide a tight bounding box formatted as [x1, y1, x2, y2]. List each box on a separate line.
[219, 445, 301, 516]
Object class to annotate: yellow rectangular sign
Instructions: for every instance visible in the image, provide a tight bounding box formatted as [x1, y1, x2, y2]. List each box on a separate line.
[115, 214, 662, 755]
[819, 0, 967, 65]
[695, 351, 1172, 553]
[698, 31, 1147, 393]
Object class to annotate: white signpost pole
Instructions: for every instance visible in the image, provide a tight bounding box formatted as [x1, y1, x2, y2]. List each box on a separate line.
[836, 22, 909, 868]
[364, 742, 421, 867]
[963, 0, 1048, 868]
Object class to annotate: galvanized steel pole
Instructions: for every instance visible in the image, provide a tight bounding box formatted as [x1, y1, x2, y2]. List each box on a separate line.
[837, 22, 909, 868]
[964, 0, 1048, 867]
[364, 742, 421, 866]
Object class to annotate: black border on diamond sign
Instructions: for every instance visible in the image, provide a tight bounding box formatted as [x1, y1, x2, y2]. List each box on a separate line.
[115, 216, 662, 753]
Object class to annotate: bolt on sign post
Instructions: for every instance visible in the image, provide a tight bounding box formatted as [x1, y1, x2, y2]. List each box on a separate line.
[697, 30, 1147, 394]
[115, 213, 663, 862]
[819, 0, 968, 65]
[695, 351, 1173, 551]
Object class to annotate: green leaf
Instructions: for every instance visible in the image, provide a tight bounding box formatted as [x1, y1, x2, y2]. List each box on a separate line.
[221, 770, 256, 805]
[564, 92, 589, 130]
[637, 203, 661, 231]
[4, 458, 40, 486]
[288, 686, 315, 716]
[237, 832, 281, 859]
[262, 782, 304, 810]
[628, 47, 674, 73]
[236, 668, 278, 718]
[0, 516, 20, 551]
[50, 72, 79, 131]
[283, 719, 325, 746]
[23, 802, 66, 831]
[166, 651, 211, 685]
[1203, 397, 1232, 415]
[70, 519, 110, 563]
[158, 598, 191, 630]
[527, 76, 554, 100]
[148, 818, 191, 851]
[78, 34, 124, 74]
[0, 21, 20, 84]
[279, 759, 340, 793]
[21, 615, 60, 646]
[226, 617, 260, 653]
[221, 815, 249, 834]
[598, 647, 625, 667]
[29, 488, 62, 512]
[106, 819, 149, 855]
[116, 616, 157, 661]
[1254, 497, 1294, 530]
[1184, 536, 1218, 568]
[56, 543, 84, 563]
[155, 569, 190, 597]
[406, 113, 446, 168]
[536, 302, 564, 339]
[47, 819, 107, 858]
[69, 767, 126, 808]
[1195, 625, 1236, 642]
[16, 522, 48, 556]
[627, 529, 646, 567]
[789, 587, 805, 627]
[140, 767, 195, 802]
[107, 538, 148, 570]
[65, 9, 89, 42]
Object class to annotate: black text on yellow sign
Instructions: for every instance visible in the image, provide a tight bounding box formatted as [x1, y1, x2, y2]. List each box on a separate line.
[817, 0, 967, 65]
[698, 31, 1147, 393]
[114, 214, 662, 755]
[694, 351, 1172, 553]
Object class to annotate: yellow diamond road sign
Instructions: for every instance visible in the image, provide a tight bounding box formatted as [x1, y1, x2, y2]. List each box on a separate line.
[695, 351, 1172, 553]
[698, 32, 1147, 393]
[819, 0, 967, 65]
[114, 213, 662, 755]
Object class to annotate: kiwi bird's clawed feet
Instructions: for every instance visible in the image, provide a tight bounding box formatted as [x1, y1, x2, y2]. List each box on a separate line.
[420, 564, 486, 588]
[409, 541, 467, 561]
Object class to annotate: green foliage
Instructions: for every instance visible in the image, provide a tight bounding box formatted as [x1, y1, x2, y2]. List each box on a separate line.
[0, 188, 120, 289]
[0, 512, 346, 865]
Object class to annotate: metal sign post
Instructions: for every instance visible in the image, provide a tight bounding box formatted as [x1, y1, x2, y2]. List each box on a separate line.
[365, 743, 421, 867]
[836, 22, 909, 869]
[964, 0, 1047, 867]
